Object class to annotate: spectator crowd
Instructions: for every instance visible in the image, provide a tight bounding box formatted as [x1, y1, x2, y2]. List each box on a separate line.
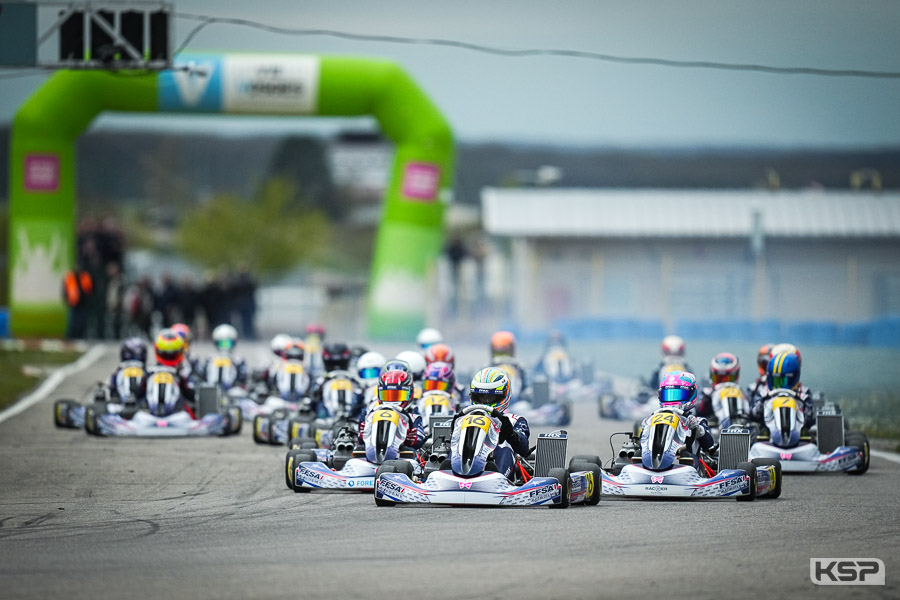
[63, 218, 258, 342]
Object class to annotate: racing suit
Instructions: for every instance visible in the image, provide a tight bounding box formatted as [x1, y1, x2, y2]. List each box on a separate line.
[200, 353, 248, 390]
[750, 385, 815, 430]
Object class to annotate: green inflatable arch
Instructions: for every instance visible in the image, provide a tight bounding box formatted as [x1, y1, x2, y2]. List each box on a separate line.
[8, 53, 454, 339]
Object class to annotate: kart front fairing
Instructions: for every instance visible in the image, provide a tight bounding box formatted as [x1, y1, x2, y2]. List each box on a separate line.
[749, 441, 864, 473]
[601, 463, 756, 498]
[374, 470, 565, 506]
[94, 409, 230, 437]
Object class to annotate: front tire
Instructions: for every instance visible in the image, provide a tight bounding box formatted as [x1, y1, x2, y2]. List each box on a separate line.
[548, 467, 571, 508]
[736, 461, 757, 502]
[569, 455, 602, 469]
[571, 461, 602, 505]
[374, 465, 398, 506]
[54, 400, 73, 428]
[845, 432, 870, 475]
[285, 449, 303, 490]
[751, 457, 782, 499]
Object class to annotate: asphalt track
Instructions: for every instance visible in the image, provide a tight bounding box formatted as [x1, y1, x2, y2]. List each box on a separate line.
[1, 343, 898, 600]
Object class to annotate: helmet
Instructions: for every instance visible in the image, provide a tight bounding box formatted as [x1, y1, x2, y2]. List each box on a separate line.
[424, 343, 455, 367]
[757, 343, 774, 375]
[357, 351, 386, 382]
[305, 322, 326, 337]
[416, 327, 443, 350]
[323, 342, 352, 371]
[171, 323, 192, 349]
[423, 361, 455, 393]
[270, 333, 292, 358]
[767, 352, 801, 391]
[661, 335, 685, 357]
[383, 359, 411, 375]
[212, 324, 238, 353]
[154, 328, 185, 367]
[378, 369, 414, 410]
[710, 352, 740, 386]
[548, 328, 566, 346]
[658, 371, 699, 410]
[490, 331, 517, 359]
[120, 337, 148, 363]
[395, 350, 426, 380]
[469, 367, 512, 413]
[283, 338, 305, 361]
[770, 343, 801, 367]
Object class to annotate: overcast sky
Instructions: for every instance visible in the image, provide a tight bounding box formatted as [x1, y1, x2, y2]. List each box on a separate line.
[2, 0, 899, 147]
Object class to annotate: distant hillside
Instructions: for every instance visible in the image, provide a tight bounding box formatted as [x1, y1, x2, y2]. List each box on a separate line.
[2, 127, 898, 210]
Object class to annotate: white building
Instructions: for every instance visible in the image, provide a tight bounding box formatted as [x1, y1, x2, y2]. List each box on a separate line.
[481, 188, 900, 342]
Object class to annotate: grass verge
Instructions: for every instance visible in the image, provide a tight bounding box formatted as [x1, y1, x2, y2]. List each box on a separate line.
[0, 349, 84, 412]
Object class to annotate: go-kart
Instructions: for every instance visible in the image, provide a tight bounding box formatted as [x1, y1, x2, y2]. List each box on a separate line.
[373, 404, 601, 508]
[600, 406, 781, 500]
[285, 404, 418, 492]
[84, 372, 242, 437]
[53, 360, 145, 429]
[253, 371, 361, 446]
[748, 390, 869, 474]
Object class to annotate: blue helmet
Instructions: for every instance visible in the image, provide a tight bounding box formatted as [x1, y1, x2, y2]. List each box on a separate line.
[120, 337, 148, 363]
[658, 371, 699, 410]
[767, 352, 801, 391]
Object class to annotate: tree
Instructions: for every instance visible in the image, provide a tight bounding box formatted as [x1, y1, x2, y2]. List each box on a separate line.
[176, 178, 330, 279]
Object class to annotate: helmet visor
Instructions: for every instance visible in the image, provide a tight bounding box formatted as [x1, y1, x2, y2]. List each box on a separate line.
[469, 390, 505, 407]
[379, 388, 410, 405]
[769, 375, 793, 389]
[660, 387, 692, 404]
[216, 339, 234, 351]
[359, 367, 380, 380]
[424, 379, 450, 392]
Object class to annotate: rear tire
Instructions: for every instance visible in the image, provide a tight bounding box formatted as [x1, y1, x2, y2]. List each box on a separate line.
[548, 467, 571, 508]
[569, 455, 602, 469]
[845, 432, 870, 475]
[571, 461, 602, 505]
[736, 461, 757, 502]
[751, 457, 782, 499]
[374, 465, 398, 506]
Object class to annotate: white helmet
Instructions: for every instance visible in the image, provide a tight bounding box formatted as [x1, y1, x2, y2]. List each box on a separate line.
[357, 351, 386, 382]
[270, 333, 292, 358]
[416, 327, 443, 350]
[661, 335, 685, 357]
[212, 324, 238, 352]
[396, 350, 426, 380]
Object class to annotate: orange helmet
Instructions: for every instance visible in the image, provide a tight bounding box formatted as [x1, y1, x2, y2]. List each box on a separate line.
[424, 343, 455, 367]
[757, 343, 774, 375]
[154, 328, 185, 367]
[490, 331, 516, 359]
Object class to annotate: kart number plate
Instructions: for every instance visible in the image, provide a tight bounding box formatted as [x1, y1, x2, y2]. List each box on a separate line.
[460, 414, 491, 433]
[373, 410, 400, 425]
[213, 357, 232, 368]
[123, 367, 144, 378]
[772, 397, 798, 410]
[153, 372, 174, 385]
[284, 363, 304, 374]
[329, 380, 353, 391]
[650, 412, 678, 429]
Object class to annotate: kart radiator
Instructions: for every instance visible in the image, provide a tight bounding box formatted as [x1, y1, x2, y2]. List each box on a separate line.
[197, 385, 219, 417]
[534, 433, 567, 477]
[531, 377, 550, 408]
[717, 428, 751, 473]
[816, 414, 845, 454]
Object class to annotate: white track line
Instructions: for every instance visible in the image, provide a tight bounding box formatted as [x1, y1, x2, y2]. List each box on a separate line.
[871, 450, 900, 465]
[0, 344, 108, 425]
